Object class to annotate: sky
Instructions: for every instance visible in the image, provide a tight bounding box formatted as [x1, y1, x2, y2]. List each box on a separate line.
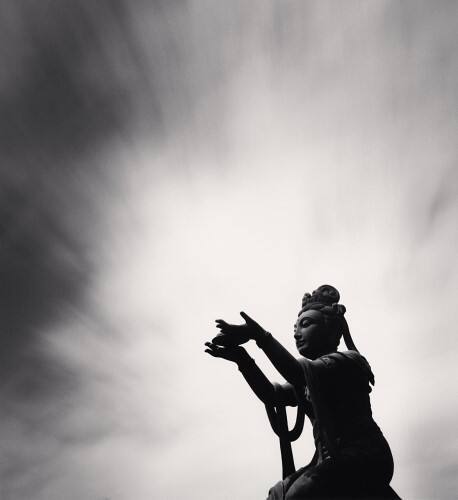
[0, 1, 457, 499]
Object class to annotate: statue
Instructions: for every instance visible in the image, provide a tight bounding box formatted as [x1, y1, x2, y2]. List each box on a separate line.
[205, 285, 401, 499]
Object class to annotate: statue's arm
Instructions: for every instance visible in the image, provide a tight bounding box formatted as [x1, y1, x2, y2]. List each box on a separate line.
[237, 351, 298, 406]
[236, 351, 278, 405]
[253, 331, 305, 388]
[205, 341, 295, 405]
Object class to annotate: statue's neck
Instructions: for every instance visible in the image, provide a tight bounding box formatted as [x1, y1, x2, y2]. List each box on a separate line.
[306, 348, 338, 360]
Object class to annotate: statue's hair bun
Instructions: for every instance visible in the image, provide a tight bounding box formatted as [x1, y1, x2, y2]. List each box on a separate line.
[331, 303, 346, 315]
[301, 284, 341, 311]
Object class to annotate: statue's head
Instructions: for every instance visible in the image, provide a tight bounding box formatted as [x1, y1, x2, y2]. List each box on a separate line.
[294, 285, 354, 359]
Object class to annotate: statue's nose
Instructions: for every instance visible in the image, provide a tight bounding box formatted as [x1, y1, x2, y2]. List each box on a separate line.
[294, 331, 301, 340]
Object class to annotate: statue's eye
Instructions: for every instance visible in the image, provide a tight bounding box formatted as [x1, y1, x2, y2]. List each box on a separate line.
[300, 319, 313, 328]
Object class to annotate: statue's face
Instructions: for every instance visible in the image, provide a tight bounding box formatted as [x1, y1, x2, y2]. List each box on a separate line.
[294, 309, 327, 358]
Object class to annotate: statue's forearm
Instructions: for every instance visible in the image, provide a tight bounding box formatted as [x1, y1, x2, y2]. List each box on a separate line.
[254, 332, 305, 387]
[236, 352, 276, 404]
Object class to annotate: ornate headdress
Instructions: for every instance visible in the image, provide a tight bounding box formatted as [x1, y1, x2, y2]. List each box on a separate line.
[299, 285, 358, 352]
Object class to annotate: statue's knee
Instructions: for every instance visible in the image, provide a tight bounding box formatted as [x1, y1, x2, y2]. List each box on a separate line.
[266, 480, 284, 500]
[284, 474, 315, 499]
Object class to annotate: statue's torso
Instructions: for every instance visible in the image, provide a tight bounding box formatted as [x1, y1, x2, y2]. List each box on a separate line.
[297, 351, 391, 465]
[270, 351, 397, 498]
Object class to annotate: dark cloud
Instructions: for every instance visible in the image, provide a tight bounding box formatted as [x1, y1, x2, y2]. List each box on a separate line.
[0, 3, 157, 496]
[0, 2, 240, 495]
[0, 1, 157, 397]
[0, 0, 281, 398]
[0, 0, 241, 396]
[0, 1, 144, 160]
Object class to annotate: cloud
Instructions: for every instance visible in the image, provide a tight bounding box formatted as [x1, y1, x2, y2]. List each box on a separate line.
[1, 1, 457, 499]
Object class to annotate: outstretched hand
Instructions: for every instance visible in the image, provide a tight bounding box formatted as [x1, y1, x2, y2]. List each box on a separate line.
[204, 342, 246, 363]
[212, 311, 265, 347]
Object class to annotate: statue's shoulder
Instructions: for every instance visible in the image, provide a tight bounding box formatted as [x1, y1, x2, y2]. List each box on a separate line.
[333, 349, 369, 362]
[339, 350, 375, 384]
[318, 350, 362, 363]
[318, 351, 375, 384]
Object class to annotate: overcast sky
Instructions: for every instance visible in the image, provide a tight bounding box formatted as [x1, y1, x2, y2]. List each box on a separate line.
[0, 2, 457, 499]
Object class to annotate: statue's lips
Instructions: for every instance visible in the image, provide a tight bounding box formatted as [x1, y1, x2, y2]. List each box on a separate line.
[296, 341, 306, 348]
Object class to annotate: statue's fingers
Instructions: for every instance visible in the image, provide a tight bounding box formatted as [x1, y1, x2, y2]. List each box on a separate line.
[204, 349, 217, 357]
[215, 325, 233, 335]
[215, 319, 228, 326]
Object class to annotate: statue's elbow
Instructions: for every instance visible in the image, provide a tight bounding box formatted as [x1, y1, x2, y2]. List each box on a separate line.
[259, 387, 276, 405]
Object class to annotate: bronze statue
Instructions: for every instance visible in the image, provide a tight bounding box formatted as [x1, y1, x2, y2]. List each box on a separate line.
[205, 285, 401, 499]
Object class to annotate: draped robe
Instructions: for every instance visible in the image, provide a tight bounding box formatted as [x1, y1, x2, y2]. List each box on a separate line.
[266, 351, 400, 499]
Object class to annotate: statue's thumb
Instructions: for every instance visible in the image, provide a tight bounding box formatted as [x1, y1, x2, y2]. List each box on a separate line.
[240, 311, 253, 324]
